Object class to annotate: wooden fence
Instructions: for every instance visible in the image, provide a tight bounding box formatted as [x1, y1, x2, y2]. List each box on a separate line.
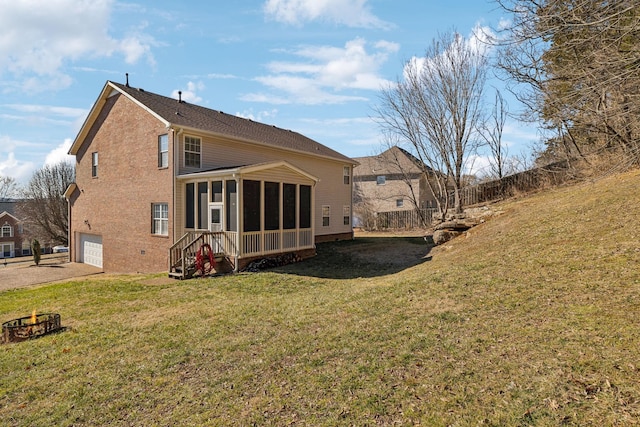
[455, 160, 575, 207]
[375, 208, 437, 230]
[372, 160, 577, 230]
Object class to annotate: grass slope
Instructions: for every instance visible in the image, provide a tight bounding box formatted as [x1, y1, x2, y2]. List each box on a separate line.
[1, 170, 639, 426]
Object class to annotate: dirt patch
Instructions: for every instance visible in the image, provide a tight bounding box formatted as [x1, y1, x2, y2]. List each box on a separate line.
[0, 261, 102, 292]
[139, 276, 178, 286]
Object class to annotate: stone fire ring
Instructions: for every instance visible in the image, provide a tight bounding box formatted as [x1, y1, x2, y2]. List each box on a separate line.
[2, 313, 62, 344]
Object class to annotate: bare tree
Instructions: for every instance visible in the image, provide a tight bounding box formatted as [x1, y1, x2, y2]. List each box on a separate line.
[480, 89, 509, 179]
[18, 162, 74, 246]
[376, 30, 488, 216]
[494, 0, 640, 165]
[0, 176, 19, 200]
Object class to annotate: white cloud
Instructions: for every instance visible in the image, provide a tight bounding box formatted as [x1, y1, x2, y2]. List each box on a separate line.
[0, 0, 156, 92]
[246, 38, 397, 105]
[0, 151, 35, 185]
[0, 103, 88, 130]
[44, 138, 75, 167]
[171, 81, 204, 103]
[236, 108, 279, 123]
[263, 0, 392, 29]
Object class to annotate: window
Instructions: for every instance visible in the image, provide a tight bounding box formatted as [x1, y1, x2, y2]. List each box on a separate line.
[91, 152, 98, 177]
[211, 181, 223, 202]
[376, 175, 386, 185]
[283, 183, 296, 229]
[158, 134, 168, 168]
[322, 205, 330, 227]
[343, 166, 350, 185]
[198, 182, 208, 229]
[299, 185, 311, 229]
[184, 136, 201, 167]
[152, 203, 168, 236]
[243, 180, 261, 232]
[185, 183, 195, 228]
[1, 224, 12, 237]
[396, 199, 404, 208]
[264, 181, 280, 231]
[343, 206, 350, 226]
[226, 180, 237, 232]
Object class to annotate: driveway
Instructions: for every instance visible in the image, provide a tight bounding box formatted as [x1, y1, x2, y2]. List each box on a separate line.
[0, 255, 102, 292]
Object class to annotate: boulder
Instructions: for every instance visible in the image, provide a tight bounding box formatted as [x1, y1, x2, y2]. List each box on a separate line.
[433, 229, 463, 245]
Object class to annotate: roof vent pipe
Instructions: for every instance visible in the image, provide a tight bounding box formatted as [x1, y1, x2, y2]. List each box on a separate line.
[178, 91, 182, 103]
[125, 73, 130, 87]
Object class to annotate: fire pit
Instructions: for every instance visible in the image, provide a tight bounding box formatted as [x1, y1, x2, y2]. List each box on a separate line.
[2, 312, 62, 343]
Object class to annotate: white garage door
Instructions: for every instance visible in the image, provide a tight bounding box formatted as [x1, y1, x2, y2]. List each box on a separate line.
[80, 234, 103, 268]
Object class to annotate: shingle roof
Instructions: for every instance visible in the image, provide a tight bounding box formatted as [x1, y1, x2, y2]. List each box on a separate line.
[352, 146, 431, 177]
[0, 199, 18, 219]
[109, 81, 354, 164]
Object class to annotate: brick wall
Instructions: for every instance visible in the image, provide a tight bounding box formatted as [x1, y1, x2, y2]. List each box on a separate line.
[70, 93, 174, 273]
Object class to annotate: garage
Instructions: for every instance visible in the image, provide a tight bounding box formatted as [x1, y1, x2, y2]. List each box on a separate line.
[79, 233, 103, 268]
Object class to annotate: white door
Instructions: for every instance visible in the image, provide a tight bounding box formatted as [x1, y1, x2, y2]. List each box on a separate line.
[209, 203, 224, 253]
[80, 234, 103, 268]
[1, 243, 13, 258]
[209, 203, 223, 232]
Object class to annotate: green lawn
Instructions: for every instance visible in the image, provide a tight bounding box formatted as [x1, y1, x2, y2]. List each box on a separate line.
[2, 170, 640, 426]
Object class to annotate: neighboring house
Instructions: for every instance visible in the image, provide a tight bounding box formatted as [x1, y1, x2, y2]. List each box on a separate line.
[66, 80, 356, 276]
[352, 146, 438, 222]
[0, 200, 26, 258]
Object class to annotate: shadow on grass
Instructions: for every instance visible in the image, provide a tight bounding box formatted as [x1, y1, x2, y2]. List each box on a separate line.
[271, 236, 434, 279]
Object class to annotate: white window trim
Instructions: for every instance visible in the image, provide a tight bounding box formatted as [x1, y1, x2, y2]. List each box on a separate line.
[158, 134, 169, 168]
[152, 203, 169, 236]
[91, 152, 98, 177]
[184, 135, 202, 168]
[1, 224, 12, 238]
[322, 205, 330, 227]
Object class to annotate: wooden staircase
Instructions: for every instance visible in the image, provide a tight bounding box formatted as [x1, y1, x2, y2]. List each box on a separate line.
[168, 231, 235, 279]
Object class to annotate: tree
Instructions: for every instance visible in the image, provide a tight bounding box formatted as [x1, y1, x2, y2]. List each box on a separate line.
[376, 30, 488, 215]
[0, 176, 19, 200]
[494, 0, 640, 165]
[32, 239, 41, 266]
[18, 162, 74, 246]
[480, 89, 509, 179]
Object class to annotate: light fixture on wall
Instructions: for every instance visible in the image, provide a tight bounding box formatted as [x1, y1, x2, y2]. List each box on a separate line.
[84, 219, 91, 230]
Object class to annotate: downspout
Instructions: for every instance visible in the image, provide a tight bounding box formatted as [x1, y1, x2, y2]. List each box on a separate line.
[233, 173, 240, 273]
[350, 163, 356, 240]
[173, 127, 183, 243]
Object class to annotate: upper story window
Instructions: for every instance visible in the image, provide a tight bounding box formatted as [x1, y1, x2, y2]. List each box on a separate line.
[396, 199, 404, 208]
[184, 136, 201, 168]
[1, 224, 12, 237]
[158, 134, 169, 168]
[343, 166, 350, 185]
[91, 152, 98, 177]
[376, 175, 386, 185]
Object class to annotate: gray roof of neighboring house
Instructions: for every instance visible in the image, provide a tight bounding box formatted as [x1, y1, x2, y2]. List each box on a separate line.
[0, 199, 17, 216]
[352, 146, 431, 178]
[108, 81, 355, 164]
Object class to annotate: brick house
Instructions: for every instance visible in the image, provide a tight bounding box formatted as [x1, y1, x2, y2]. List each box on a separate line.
[352, 146, 438, 226]
[0, 200, 26, 258]
[66, 80, 356, 276]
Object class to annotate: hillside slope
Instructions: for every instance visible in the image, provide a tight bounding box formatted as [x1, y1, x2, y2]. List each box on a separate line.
[400, 168, 640, 424]
[1, 170, 638, 426]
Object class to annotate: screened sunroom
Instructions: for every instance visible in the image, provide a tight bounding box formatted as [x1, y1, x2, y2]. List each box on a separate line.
[169, 161, 317, 276]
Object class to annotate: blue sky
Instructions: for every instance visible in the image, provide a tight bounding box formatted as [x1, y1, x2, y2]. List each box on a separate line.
[0, 0, 540, 184]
